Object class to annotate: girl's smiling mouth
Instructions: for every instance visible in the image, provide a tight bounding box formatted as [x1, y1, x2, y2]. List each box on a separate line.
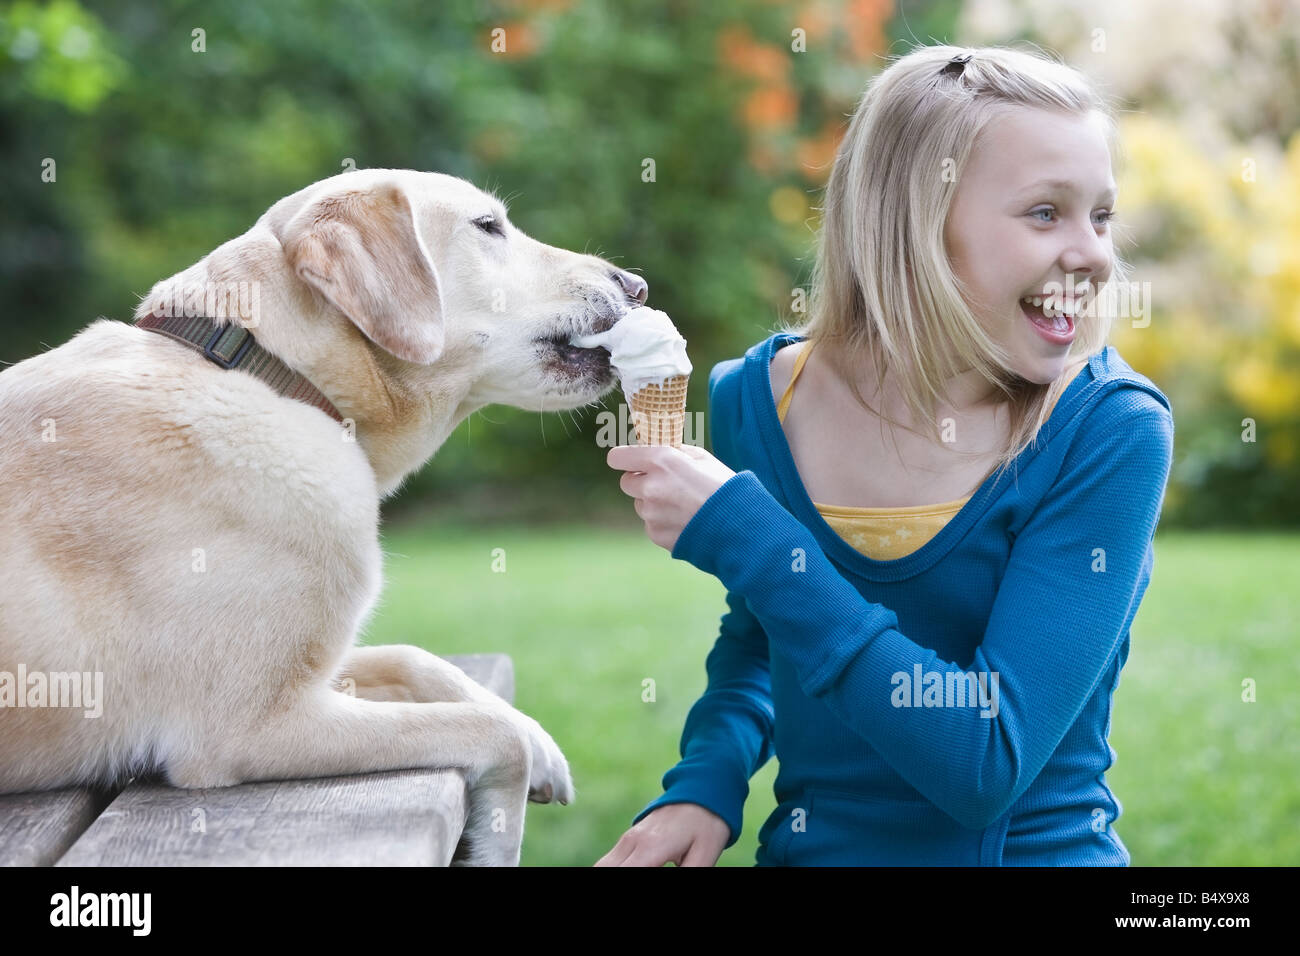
[1019, 294, 1076, 344]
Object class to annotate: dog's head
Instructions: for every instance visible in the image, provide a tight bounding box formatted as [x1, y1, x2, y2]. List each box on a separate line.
[138, 168, 648, 492]
[259, 168, 639, 414]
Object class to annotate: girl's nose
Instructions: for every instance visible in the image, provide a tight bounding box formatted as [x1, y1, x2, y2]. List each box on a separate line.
[1062, 220, 1112, 279]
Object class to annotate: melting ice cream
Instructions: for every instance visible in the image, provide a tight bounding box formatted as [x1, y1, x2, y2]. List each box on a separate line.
[570, 306, 692, 395]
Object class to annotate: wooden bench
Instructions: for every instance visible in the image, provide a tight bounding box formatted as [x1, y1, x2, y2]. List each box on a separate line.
[0, 654, 513, 867]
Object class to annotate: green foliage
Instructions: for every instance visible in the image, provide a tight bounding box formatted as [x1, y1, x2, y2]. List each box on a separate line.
[0, 0, 125, 111]
[1, 0, 837, 512]
[2, 0, 1289, 525]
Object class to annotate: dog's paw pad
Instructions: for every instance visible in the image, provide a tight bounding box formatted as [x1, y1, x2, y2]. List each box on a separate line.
[528, 782, 554, 803]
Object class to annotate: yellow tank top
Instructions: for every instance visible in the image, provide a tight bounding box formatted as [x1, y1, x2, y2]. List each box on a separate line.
[776, 342, 1074, 560]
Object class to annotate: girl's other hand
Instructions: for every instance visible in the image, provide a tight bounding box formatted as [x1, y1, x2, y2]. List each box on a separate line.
[606, 443, 736, 552]
[593, 802, 732, 866]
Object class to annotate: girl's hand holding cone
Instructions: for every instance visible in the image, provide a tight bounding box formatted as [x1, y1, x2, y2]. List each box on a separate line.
[607, 442, 736, 552]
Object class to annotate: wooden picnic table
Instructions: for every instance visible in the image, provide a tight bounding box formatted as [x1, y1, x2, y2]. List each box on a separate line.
[0, 653, 513, 867]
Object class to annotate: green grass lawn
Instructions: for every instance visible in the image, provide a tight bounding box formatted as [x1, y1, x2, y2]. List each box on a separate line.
[367, 521, 1299, 867]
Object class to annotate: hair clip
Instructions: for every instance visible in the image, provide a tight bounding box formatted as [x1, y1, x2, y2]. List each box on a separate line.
[939, 52, 973, 77]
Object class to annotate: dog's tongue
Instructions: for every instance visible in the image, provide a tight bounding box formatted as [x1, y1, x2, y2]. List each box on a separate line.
[571, 307, 691, 394]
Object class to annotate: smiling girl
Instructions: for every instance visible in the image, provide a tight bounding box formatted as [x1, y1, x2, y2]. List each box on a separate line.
[596, 44, 1174, 867]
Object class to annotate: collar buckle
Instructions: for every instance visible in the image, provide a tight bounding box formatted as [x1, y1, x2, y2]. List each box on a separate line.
[202, 324, 254, 369]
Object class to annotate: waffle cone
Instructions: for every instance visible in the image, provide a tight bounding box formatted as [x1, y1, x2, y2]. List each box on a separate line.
[628, 374, 689, 446]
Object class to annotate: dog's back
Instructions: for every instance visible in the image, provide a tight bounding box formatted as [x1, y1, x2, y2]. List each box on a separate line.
[0, 319, 383, 793]
[1, 321, 157, 790]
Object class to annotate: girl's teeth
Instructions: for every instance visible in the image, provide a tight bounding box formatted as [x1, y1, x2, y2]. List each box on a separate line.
[1021, 296, 1072, 332]
[1022, 295, 1080, 321]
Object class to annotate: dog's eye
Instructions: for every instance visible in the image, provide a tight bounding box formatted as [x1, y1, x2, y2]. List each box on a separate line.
[473, 215, 505, 238]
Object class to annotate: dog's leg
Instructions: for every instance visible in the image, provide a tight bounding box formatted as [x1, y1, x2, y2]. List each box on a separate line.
[333, 644, 573, 806]
[166, 686, 532, 866]
[332, 643, 499, 703]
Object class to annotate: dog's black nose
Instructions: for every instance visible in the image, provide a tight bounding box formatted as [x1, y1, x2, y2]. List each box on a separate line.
[612, 269, 648, 306]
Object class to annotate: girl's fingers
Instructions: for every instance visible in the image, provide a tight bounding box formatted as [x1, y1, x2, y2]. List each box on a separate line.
[679, 838, 718, 867]
[619, 470, 645, 497]
[593, 837, 635, 867]
[607, 445, 661, 472]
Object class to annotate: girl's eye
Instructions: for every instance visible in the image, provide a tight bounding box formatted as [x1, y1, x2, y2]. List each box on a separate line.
[1029, 206, 1118, 226]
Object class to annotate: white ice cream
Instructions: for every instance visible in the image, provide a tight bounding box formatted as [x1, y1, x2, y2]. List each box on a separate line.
[570, 306, 692, 394]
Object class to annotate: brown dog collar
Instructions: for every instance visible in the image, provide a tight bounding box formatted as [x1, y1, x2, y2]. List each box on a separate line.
[134, 313, 344, 424]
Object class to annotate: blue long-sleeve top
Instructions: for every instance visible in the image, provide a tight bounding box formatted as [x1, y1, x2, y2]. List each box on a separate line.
[632, 332, 1175, 865]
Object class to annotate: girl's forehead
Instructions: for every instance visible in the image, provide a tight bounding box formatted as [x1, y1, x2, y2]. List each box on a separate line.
[985, 105, 1109, 141]
[968, 108, 1115, 197]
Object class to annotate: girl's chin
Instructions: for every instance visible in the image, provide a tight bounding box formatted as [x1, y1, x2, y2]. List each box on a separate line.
[1008, 354, 1070, 386]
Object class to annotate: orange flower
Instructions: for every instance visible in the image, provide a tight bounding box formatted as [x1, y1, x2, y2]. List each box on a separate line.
[492, 21, 539, 58]
[744, 85, 798, 131]
[718, 25, 790, 83]
[796, 120, 844, 182]
[501, 0, 575, 10]
[846, 0, 893, 60]
[795, 0, 834, 42]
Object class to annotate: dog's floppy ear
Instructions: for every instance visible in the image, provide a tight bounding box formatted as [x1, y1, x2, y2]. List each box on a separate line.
[282, 181, 446, 365]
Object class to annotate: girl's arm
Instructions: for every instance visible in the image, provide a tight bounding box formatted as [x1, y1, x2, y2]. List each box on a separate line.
[630, 587, 776, 849]
[628, 359, 776, 848]
[668, 385, 1173, 830]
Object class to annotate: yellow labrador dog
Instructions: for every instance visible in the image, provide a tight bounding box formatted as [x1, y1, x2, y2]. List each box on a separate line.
[0, 168, 641, 866]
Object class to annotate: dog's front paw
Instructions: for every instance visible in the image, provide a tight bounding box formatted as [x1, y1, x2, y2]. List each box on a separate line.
[512, 712, 574, 806]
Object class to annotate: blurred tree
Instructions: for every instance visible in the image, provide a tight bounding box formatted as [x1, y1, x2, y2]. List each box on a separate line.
[0, 0, 906, 525]
[6, 0, 1289, 525]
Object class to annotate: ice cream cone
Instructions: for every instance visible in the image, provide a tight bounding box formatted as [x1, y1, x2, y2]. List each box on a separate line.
[629, 374, 689, 446]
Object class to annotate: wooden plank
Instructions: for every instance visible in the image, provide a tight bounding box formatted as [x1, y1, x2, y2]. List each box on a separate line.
[0, 785, 119, 867]
[56, 769, 468, 867]
[49, 652, 514, 867]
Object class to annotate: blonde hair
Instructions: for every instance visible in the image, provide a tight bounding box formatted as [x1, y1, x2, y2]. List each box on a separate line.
[780, 43, 1130, 486]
